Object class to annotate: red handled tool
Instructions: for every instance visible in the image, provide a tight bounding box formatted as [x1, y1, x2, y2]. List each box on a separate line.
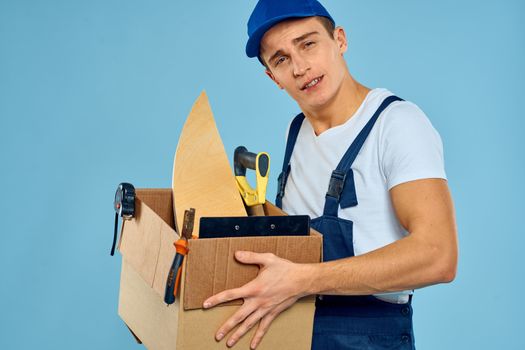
[164, 208, 195, 305]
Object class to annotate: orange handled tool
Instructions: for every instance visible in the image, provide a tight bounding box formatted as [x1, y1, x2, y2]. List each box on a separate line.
[164, 208, 195, 305]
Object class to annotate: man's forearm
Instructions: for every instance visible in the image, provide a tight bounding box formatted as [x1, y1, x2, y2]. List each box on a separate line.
[301, 231, 458, 296]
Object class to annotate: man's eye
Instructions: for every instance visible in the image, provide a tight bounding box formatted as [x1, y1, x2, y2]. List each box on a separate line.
[304, 41, 316, 48]
[275, 56, 286, 66]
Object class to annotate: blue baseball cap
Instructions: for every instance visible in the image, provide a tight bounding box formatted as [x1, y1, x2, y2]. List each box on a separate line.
[246, 0, 335, 58]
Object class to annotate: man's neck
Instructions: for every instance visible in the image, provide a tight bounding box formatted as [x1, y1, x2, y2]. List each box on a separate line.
[302, 74, 370, 136]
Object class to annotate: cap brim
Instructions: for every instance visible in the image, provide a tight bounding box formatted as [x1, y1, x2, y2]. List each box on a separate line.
[246, 13, 318, 58]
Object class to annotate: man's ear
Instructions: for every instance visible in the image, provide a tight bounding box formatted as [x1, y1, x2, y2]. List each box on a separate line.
[334, 26, 348, 54]
[265, 69, 284, 89]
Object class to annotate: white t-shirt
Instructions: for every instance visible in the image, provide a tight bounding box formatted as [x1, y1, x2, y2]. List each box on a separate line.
[282, 88, 447, 303]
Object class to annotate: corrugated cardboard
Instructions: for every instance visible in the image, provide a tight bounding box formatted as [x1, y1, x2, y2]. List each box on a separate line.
[118, 188, 322, 349]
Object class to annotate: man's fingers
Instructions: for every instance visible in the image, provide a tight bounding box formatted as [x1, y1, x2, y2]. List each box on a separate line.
[235, 251, 275, 266]
[215, 304, 256, 342]
[225, 306, 268, 347]
[249, 311, 276, 349]
[249, 298, 297, 349]
[203, 286, 247, 309]
[204, 251, 276, 309]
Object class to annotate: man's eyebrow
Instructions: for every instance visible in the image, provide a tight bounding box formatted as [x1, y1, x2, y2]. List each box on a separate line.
[292, 31, 320, 44]
[267, 31, 320, 65]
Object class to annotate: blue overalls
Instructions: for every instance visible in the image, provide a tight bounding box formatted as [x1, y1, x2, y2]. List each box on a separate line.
[276, 96, 416, 350]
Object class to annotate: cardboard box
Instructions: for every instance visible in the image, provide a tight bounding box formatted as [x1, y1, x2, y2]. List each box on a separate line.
[118, 188, 322, 349]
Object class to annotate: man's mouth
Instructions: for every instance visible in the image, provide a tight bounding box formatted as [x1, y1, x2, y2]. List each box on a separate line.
[301, 76, 323, 91]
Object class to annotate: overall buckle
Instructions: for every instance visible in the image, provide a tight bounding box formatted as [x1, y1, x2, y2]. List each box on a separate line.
[326, 170, 346, 201]
[277, 168, 288, 199]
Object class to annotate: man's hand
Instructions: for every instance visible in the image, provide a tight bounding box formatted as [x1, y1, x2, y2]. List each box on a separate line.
[202, 250, 310, 349]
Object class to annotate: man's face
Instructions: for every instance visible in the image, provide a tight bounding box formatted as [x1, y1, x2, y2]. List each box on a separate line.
[260, 17, 348, 112]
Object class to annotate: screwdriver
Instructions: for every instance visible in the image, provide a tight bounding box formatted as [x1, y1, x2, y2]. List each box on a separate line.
[164, 208, 195, 305]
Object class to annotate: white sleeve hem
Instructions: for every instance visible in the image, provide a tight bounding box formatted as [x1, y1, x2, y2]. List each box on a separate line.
[387, 171, 448, 191]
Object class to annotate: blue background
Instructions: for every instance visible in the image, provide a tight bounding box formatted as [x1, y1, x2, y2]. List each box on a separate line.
[1, 0, 523, 348]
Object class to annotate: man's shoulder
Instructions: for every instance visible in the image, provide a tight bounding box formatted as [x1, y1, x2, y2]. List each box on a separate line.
[368, 89, 434, 136]
[367, 88, 426, 118]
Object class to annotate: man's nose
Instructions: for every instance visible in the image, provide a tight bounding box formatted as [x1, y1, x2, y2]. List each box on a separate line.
[292, 55, 310, 77]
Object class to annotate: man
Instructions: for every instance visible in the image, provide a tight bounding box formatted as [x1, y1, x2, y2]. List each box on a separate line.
[203, 0, 458, 349]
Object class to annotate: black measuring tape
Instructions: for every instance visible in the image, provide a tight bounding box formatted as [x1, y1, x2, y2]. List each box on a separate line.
[111, 182, 136, 256]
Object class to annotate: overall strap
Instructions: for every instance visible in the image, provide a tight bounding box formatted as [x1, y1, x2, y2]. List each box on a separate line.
[323, 95, 404, 216]
[276, 113, 305, 208]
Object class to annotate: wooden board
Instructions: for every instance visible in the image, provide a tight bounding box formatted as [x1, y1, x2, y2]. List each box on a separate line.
[172, 91, 247, 235]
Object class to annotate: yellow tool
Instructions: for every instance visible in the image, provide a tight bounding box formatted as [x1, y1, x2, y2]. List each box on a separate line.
[234, 146, 270, 215]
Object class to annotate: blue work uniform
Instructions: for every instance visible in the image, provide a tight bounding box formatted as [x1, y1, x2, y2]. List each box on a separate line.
[276, 96, 416, 350]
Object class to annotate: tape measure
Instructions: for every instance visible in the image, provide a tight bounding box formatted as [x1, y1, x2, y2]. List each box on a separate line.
[111, 182, 136, 256]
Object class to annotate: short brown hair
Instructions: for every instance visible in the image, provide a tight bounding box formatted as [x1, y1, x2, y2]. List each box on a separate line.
[258, 16, 335, 68]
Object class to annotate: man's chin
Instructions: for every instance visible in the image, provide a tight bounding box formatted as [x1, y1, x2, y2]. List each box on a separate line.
[299, 96, 333, 112]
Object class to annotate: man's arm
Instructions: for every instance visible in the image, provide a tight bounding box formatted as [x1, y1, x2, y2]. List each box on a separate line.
[309, 178, 458, 295]
[203, 178, 458, 349]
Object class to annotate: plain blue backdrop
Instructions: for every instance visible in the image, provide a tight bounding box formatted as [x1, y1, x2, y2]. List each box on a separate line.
[1, 0, 524, 349]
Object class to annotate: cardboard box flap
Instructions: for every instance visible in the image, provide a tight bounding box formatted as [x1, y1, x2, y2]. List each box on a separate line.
[119, 190, 178, 298]
[135, 189, 175, 230]
[183, 234, 322, 310]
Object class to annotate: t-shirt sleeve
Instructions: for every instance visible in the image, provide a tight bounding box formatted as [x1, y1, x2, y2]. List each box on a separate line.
[379, 101, 447, 190]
